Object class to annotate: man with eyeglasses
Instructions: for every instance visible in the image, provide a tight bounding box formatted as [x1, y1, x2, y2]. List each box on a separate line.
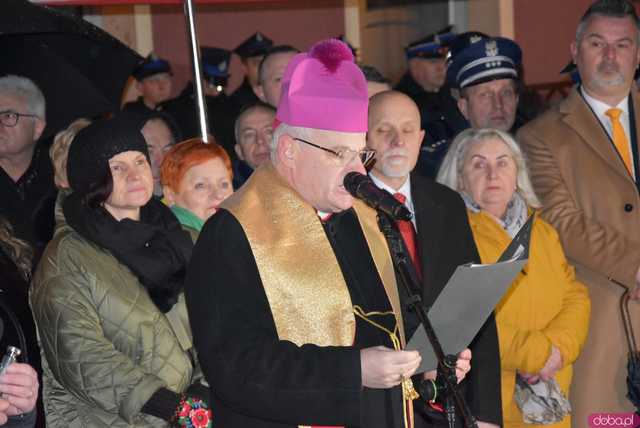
[0, 75, 55, 257]
[366, 90, 502, 428]
[185, 39, 472, 428]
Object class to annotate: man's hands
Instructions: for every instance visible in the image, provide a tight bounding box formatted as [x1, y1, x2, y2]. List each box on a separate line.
[361, 347, 474, 389]
[361, 346, 421, 388]
[0, 363, 38, 418]
[423, 348, 472, 384]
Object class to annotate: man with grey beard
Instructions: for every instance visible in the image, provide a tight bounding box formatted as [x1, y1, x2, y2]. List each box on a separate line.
[366, 90, 503, 428]
[518, 0, 640, 424]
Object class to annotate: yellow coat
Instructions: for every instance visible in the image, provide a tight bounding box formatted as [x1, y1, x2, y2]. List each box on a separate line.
[467, 210, 590, 428]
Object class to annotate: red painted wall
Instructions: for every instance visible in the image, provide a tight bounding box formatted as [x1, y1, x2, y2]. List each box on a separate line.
[513, 0, 640, 85]
[150, 1, 345, 95]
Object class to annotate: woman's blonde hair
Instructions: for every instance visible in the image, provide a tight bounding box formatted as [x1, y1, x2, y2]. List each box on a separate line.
[0, 217, 33, 280]
[50, 118, 91, 189]
[436, 128, 541, 208]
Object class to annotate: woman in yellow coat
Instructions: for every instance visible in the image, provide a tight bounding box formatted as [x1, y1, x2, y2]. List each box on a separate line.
[437, 128, 590, 428]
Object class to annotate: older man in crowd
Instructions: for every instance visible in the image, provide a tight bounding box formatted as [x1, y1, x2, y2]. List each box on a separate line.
[518, 0, 640, 424]
[256, 45, 299, 108]
[366, 90, 502, 428]
[0, 75, 55, 256]
[232, 102, 275, 188]
[447, 33, 522, 134]
[185, 39, 471, 428]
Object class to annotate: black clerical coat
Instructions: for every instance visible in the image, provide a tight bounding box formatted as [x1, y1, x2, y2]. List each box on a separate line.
[185, 208, 408, 428]
[405, 173, 502, 427]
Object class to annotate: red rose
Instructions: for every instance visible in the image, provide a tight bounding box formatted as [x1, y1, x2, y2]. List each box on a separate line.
[190, 407, 211, 428]
[178, 402, 191, 418]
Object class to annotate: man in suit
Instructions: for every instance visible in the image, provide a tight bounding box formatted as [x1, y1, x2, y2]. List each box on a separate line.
[366, 90, 502, 428]
[517, 0, 640, 424]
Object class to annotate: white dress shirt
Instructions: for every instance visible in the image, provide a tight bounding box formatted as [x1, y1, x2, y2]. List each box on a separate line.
[581, 87, 635, 174]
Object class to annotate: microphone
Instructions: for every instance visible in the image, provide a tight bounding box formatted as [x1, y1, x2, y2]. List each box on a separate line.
[343, 172, 412, 221]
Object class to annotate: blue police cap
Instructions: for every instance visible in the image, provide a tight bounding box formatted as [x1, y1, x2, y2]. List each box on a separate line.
[233, 32, 273, 59]
[201, 47, 231, 79]
[446, 35, 522, 89]
[132, 53, 172, 81]
[405, 26, 456, 60]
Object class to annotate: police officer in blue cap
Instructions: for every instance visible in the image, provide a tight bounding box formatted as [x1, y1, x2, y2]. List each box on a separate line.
[395, 26, 469, 178]
[447, 33, 524, 134]
[162, 47, 236, 158]
[123, 53, 173, 114]
[230, 32, 273, 112]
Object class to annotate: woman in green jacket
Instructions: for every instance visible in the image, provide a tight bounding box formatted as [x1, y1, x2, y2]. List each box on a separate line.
[31, 115, 210, 428]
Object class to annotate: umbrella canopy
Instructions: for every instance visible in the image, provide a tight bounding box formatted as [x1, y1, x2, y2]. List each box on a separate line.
[0, 0, 142, 137]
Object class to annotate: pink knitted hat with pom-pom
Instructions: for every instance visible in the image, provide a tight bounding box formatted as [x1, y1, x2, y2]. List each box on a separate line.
[276, 38, 368, 132]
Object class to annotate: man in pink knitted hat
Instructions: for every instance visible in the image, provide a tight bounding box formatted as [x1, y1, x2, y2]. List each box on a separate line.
[186, 39, 471, 428]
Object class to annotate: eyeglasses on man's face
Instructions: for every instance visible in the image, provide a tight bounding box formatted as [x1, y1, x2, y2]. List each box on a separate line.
[293, 137, 376, 167]
[0, 110, 38, 128]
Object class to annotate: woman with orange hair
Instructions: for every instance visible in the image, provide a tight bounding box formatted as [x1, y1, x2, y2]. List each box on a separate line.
[161, 138, 234, 232]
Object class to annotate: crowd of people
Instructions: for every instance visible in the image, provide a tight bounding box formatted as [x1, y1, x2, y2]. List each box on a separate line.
[0, 0, 639, 426]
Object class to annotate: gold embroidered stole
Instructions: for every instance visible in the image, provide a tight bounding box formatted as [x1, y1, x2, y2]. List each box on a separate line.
[223, 164, 412, 427]
[223, 164, 355, 346]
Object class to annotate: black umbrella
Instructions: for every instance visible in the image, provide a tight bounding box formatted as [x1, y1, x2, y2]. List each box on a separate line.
[0, 0, 142, 137]
[621, 289, 640, 413]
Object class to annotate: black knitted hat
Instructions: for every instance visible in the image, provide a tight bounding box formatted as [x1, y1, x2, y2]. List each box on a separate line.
[67, 113, 150, 197]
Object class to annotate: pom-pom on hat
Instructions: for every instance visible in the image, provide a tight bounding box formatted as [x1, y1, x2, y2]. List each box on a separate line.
[275, 38, 368, 133]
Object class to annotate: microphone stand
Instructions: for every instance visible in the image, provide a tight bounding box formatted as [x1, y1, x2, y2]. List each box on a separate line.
[376, 210, 478, 428]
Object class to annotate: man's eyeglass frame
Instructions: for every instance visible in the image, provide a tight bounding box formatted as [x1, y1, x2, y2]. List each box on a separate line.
[293, 137, 376, 167]
[0, 111, 39, 128]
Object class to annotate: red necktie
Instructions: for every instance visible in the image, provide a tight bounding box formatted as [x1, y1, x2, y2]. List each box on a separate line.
[393, 193, 422, 279]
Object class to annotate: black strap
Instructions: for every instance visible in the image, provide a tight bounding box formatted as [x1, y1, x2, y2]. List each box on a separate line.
[620, 289, 638, 358]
